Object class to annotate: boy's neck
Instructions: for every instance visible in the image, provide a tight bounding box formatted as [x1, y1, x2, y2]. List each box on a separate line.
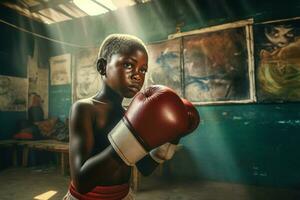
[94, 83, 123, 105]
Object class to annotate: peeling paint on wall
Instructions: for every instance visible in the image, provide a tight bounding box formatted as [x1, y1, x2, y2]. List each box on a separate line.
[277, 120, 300, 126]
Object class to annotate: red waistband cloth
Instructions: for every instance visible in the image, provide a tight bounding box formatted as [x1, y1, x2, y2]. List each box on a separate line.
[69, 182, 130, 200]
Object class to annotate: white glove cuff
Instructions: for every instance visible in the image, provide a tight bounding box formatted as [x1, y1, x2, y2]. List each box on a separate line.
[108, 119, 147, 166]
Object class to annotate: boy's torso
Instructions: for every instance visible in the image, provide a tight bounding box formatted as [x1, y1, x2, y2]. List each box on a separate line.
[83, 98, 131, 185]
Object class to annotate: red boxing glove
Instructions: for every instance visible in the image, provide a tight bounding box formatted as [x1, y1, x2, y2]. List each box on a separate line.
[108, 85, 190, 166]
[181, 98, 200, 135]
[149, 99, 200, 164]
[150, 98, 200, 164]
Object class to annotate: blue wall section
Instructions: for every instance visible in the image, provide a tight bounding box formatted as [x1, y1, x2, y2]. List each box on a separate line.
[48, 85, 72, 120]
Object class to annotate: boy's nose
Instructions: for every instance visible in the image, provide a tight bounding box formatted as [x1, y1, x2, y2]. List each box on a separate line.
[131, 73, 141, 82]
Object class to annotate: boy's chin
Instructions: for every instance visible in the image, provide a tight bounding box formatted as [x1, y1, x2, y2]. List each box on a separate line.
[124, 92, 137, 99]
[124, 89, 141, 98]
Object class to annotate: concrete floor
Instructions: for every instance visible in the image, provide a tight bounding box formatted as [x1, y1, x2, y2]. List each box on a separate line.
[0, 167, 300, 200]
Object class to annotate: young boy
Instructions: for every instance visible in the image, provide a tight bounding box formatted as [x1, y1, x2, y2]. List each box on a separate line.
[64, 34, 199, 200]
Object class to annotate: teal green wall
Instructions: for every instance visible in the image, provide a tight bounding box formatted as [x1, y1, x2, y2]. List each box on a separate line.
[172, 103, 300, 187]
[49, 85, 72, 120]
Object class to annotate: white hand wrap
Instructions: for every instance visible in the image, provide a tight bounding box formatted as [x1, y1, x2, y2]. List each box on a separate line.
[150, 142, 177, 164]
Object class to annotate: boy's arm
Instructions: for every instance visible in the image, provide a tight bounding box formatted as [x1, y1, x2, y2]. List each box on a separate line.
[69, 101, 125, 194]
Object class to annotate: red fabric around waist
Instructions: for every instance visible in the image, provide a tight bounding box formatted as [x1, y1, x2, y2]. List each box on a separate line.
[69, 182, 129, 200]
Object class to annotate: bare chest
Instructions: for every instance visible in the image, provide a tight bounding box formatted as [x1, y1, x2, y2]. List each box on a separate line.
[92, 104, 124, 152]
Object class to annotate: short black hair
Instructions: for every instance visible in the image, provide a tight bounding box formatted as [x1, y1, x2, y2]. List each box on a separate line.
[98, 34, 148, 61]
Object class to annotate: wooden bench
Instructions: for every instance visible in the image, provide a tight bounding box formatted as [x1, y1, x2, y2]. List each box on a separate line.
[17, 140, 69, 175]
[0, 139, 69, 175]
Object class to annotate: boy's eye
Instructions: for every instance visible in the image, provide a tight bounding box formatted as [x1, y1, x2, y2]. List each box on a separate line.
[140, 68, 147, 74]
[124, 63, 133, 69]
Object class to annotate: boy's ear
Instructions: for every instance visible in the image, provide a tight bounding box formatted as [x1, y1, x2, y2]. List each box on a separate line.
[97, 58, 107, 76]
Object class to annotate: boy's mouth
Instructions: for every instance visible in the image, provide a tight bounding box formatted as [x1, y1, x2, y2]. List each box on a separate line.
[128, 85, 140, 93]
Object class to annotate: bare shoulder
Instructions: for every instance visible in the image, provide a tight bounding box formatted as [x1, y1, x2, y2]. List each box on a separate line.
[69, 98, 98, 129]
[71, 98, 98, 115]
[69, 98, 110, 126]
[72, 98, 94, 108]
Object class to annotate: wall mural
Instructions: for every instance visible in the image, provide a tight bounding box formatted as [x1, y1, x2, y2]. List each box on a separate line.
[146, 38, 182, 96]
[183, 27, 252, 103]
[255, 18, 300, 102]
[0, 75, 28, 111]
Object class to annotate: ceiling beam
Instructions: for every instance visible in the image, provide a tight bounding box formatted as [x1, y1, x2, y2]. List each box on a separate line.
[18, 0, 30, 9]
[29, 0, 71, 12]
[53, 6, 75, 19]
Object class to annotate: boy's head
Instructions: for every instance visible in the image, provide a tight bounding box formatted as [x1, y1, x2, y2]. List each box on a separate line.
[97, 34, 149, 98]
[97, 34, 148, 63]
